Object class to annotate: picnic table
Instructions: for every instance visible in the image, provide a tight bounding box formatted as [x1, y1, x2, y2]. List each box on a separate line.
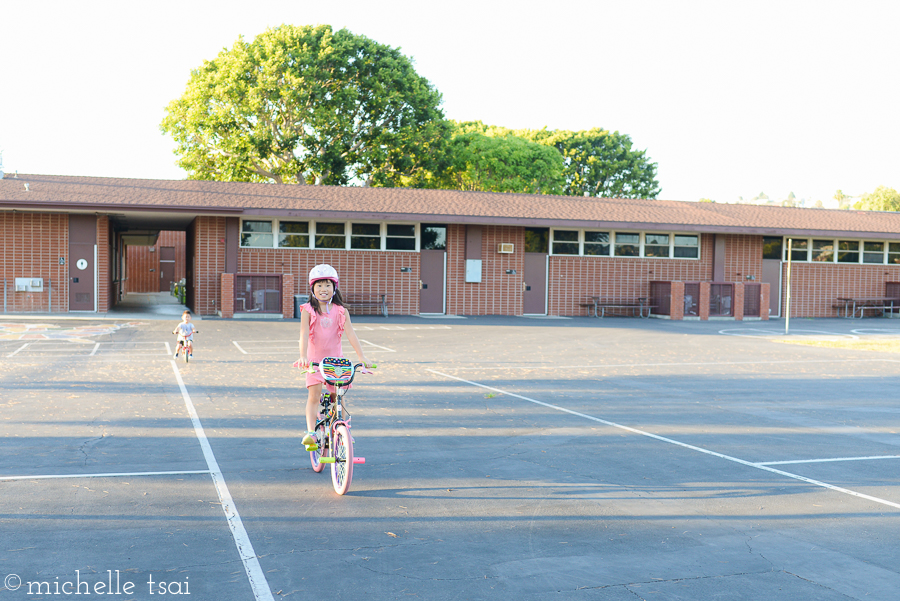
[583, 296, 656, 318]
[834, 297, 899, 318]
[343, 293, 390, 318]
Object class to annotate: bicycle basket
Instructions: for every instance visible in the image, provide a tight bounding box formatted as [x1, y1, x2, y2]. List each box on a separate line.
[318, 357, 354, 384]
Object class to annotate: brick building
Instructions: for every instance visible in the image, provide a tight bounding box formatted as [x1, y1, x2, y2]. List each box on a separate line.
[4, 173, 900, 320]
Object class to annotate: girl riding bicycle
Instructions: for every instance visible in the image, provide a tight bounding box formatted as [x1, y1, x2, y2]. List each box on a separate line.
[297, 264, 372, 449]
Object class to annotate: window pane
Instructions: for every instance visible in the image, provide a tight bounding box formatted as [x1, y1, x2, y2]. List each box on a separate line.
[864, 241, 884, 252]
[789, 239, 808, 261]
[386, 237, 416, 251]
[583, 243, 610, 256]
[762, 237, 782, 260]
[584, 231, 609, 244]
[811, 239, 833, 262]
[889, 242, 900, 253]
[863, 242, 884, 264]
[615, 232, 640, 244]
[278, 221, 309, 248]
[673, 246, 699, 258]
[552, 241, 579, 255]
[387, 224, 415, 237]
[644, 245, 669, 258]
[553, 230, 578, 242]
[350, 237, 379, 250]
[645, 233, 669, 245]
[524, 228, 549, 253]
[280, 222, 308, 234]
[315, 222, 346, 249]
[352, 223, 380, 236]
[241, 221, 273, 247]
[615, 244, 639, 257]
[421, 225, 447, 250]
[674, 235, 699, 246]
[837, 240, 859, 263]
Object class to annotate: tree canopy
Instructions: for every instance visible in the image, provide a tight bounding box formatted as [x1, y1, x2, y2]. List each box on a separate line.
[853, 186, 900, 212]
[161, 24, 448, 186]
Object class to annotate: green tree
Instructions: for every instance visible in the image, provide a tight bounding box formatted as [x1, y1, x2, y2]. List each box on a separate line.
[853, 186, 900, 211]
[440, 130, 564, 194]
[522, 127, 660, 198]
[161, 24, 449, 186]
[834, 189, 852, 209]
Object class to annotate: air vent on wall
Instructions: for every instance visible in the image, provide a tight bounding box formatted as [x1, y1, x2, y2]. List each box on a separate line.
[498, 243, 514, 254]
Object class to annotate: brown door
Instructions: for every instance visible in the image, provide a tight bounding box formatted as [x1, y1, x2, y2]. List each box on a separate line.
[523, 253, 547, 314]
[68, 215, 96, 311]
[420, 249, 446, 313]
[159, 246, 176, 292]
[761, 259, 782, 317]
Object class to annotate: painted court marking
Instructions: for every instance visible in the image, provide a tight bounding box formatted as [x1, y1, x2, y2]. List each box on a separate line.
[4, 341, 172, 359]
[428, 369, 900, 511]
[0, 470, 210, 482]
[170, 361, 275, 601]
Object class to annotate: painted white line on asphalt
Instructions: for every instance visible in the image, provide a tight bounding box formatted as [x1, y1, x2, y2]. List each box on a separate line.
[718, 328, 859, 339]
[171, 361, 274, 601]
[357, 339, 396, 352]
[759, 455, 900, 466]
[428, 369, 900, 511]
[89, 343, 100, 356]
[0, 470, 211, 482]
[7, 343, 28, 357]
[232, 340, 248, 354]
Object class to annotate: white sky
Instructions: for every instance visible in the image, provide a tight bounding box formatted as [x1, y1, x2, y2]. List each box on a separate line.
[1, 0, 896, 204]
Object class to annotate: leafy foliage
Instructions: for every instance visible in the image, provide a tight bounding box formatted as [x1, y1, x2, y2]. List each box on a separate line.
[161, 24, 448, 186]
[853, 186, 900, 212]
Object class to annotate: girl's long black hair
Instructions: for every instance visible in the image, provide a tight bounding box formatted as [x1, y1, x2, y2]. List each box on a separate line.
[308, 282, 344, 315]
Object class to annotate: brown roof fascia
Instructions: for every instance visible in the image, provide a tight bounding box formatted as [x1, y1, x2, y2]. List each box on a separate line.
[0, 200, 243, 214]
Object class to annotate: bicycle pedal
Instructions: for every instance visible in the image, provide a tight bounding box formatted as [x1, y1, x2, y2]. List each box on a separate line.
[304, 444, 318, 451]
[319, 457, 336, 463]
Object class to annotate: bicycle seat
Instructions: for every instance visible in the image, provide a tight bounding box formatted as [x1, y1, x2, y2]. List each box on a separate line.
[318, 356, 354, 384]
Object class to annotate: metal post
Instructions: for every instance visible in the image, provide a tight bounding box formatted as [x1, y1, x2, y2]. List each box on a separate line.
[3, 278, 6, 313]
[48, 278, 52, 314]
[785, 239, 793, 335]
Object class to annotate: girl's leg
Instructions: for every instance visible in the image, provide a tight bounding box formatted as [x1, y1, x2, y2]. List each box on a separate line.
[305, 383, 323, 433]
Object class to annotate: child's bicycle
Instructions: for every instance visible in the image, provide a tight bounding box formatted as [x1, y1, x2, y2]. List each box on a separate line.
[302, 357, 374, 495]
[174, 336, 194, 363]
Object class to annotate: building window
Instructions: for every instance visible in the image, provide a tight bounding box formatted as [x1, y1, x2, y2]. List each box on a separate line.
[673, 235, 699, 258]
[644, 233, 669, 258]
[350, 223, 381, 250]
[583, 231, 610, 256]
[614, 232, 640, 257]
[241, 220, 273, 248]
[279, 221, 309, 248]
[789, 238, 809, 261]
[421, 225, 447, 250]
[552, 230, 579, 255]
[811, 239, 833, 262]
[889, 243, 900, 264]
[863, 241, 885, 264]
[762, 237, 782, 260]
[525, 228, 549, 253]
[837, 240, 859, 263]
[315, 222, 346, 249]
[386, 224, 416, 251]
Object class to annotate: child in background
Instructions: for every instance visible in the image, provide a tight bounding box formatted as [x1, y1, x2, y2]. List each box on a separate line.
[173, 310, 198, 358]
[297, 264, 371, 449]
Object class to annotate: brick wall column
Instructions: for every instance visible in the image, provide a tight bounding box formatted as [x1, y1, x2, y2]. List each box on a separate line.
[733, 282, 744, 321]
[282, 273, 295, 319]
[221, 273, 234, 318]
[670, 281, 684, 320]
[699, 282, 711, 320]
[760, 283, 770, 320]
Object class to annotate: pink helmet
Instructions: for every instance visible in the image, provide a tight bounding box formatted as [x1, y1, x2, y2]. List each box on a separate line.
[308, 264, 339, 288]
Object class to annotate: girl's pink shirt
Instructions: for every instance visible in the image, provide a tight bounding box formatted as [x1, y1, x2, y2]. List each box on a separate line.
[302, 302, 346, 389]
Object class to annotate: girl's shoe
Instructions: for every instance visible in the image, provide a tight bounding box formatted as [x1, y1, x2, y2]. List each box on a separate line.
[301, 431, 318, 451]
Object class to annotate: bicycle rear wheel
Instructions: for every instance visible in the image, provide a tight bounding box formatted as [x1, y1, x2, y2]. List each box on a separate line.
[309, 420, 328, 473]
[331, 424, 353, 495]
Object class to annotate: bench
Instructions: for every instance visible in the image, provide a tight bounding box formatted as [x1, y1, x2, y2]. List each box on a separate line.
[584, 297, 655, 318]
[343, 293, 390, 318]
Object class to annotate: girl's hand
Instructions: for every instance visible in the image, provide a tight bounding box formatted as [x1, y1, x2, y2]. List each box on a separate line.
[295, 356, 310, 369]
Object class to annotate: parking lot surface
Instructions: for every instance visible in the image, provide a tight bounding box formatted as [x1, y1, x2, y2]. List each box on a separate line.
[2, 315, 899, 600]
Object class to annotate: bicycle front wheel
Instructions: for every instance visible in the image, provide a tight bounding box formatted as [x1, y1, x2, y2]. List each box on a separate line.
[331, 424, 354, 495]
[309, 420, 328, 473]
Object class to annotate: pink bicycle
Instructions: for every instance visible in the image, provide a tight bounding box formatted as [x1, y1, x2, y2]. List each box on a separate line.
[304, 357, 374, 495]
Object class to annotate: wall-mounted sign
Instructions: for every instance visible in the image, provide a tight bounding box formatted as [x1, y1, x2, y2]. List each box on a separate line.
[76, 259, 88, 270]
